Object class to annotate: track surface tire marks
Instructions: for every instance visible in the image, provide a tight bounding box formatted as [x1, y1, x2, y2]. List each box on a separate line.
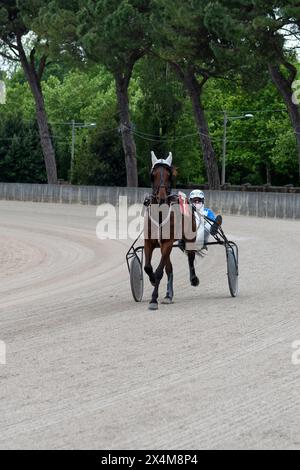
[0, 201, 300, 449]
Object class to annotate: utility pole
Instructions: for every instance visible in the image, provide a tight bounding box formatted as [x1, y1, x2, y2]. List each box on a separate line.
[69, 121, 96, 184]
[70, 120, 76, 184]
[222, 112, 254, 186]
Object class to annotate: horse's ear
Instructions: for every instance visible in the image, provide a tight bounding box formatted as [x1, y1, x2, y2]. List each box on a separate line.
[166, 152, 172, 167]
[151, 151, 158, 167]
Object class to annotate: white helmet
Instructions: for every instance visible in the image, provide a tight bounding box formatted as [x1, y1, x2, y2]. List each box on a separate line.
[189, 189, 205, 203]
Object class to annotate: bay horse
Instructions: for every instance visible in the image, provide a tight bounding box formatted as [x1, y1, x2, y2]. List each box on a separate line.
[143, 151, 199, 310]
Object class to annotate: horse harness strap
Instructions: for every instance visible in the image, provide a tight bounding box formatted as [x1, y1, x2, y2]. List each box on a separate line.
[147, 203, 174, 228]
[146, 203, 175, 245]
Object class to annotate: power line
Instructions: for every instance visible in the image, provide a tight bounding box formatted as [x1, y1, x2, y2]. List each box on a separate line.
[130, 127, 280, 144]
[0, 125, 293, 145]
[0, 136, 70, 143]
[227, 137, 278, 143]
[204, 108, 288, 115]
[133, 127, 300, 143]
[131, 129, 201, 142]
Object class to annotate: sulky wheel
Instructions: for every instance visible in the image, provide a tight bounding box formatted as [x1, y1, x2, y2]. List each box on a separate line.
[226, 243, 239, 298]
[130, 255, 144, 302]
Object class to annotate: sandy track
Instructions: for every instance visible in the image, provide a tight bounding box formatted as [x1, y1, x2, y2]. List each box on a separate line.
[0, 200, 300, 449]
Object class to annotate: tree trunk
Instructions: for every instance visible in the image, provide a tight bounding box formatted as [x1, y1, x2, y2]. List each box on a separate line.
[28, 76, 58, 184]
[266, 163, 272, 185]
[177, 69, 220, 189]
[115, 73, 138, 187]
[17, 37, 57, 184]
[269, 63, 300, 183]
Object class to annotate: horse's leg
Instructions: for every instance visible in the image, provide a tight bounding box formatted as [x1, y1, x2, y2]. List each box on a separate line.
[144, 239, 156, 286]
[187, 251, 199, 287]
[161, 256, 174, 304]
[149, 242, 173, 310]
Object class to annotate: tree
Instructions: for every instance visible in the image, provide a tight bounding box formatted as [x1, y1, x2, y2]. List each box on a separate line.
[36, 0, 152, 186]
[264, 1, 300, 182]
[0, 115, 46, 182]
[76, 0, 152, 187]
[151, 0, 227, 189]
[129, 56, 187, 185]
[0, 0, 58, 183]
[73, 121, 126, 186]
[202, 75, 299, 186]
[1, 46, 299, 186]
[205, 0, 300, 182]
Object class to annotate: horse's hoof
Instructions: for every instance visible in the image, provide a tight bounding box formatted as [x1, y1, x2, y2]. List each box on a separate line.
[161, 297, 173, 304]
[148, 302, 158, 310]
[190, 276, 199, 287]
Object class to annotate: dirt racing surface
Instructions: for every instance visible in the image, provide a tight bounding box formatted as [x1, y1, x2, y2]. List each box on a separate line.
[0, 200, 300, 450]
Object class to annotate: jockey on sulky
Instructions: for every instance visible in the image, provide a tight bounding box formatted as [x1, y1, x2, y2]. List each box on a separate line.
[178, 189, 223, 254]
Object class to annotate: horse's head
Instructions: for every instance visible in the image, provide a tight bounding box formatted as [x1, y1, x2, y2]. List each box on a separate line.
[150, 151, 174, 204]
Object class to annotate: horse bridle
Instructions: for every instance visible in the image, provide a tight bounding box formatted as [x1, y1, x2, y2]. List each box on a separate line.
[151, 164, 173, 200]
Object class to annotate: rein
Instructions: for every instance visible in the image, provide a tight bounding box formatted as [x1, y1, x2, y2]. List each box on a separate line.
[145, 164, 175, 243]
[146, 162, 196, 243]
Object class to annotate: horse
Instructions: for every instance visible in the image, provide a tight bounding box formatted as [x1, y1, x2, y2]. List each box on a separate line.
[143, 151, 199, 310]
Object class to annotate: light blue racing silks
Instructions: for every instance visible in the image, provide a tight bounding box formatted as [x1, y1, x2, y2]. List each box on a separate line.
[204, 208, 216, 221]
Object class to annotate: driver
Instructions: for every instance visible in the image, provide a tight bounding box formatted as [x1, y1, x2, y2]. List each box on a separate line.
[189, 189, 222, 249]
[180, 189, 222, 252]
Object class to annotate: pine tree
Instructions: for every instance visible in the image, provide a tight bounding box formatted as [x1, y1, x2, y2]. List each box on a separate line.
[151, 0, 223, 189]
[205, 0, 300, 181]
[38, 0, 152, 187]
[0, 0, 58, 183]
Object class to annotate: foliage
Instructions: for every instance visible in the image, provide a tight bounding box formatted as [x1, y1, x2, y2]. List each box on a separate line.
[0, 115, 46, 182]
[0, 1, 300, 187]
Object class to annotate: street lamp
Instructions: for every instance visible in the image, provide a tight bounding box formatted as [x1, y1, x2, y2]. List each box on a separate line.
[70, 120, 96, 183]
[222, 112, 254, 186]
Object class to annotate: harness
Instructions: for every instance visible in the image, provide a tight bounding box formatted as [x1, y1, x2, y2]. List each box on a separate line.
[143, 163, 177, 243]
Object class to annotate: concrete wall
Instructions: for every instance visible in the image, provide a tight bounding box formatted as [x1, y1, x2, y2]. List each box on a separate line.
[1, 182, 300, 219]
[0, 183, 148, 206]
[206, 190, 300, 220]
